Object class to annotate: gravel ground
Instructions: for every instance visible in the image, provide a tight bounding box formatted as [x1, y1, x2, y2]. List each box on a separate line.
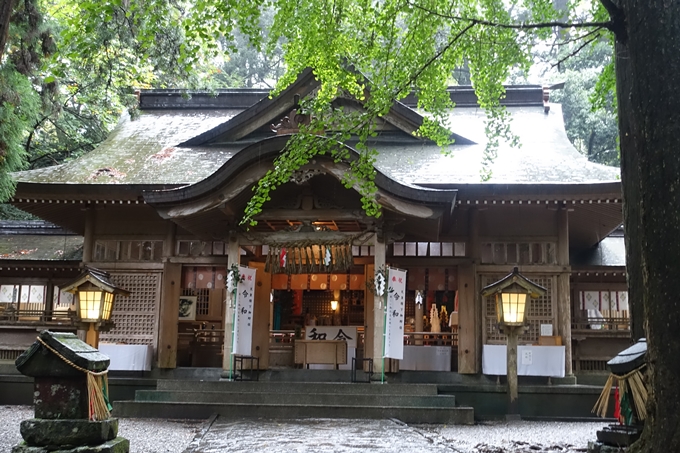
[423, 420, 606, 452]
[0, 406, 607, 453]
[0, 406, 202, 453]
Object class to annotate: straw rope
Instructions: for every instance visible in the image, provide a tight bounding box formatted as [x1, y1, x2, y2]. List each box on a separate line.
[36, 336, 111, 421]
[592, 365, 648, 421]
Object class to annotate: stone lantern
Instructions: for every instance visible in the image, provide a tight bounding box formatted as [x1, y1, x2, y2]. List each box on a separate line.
[13, 330, 129, 453]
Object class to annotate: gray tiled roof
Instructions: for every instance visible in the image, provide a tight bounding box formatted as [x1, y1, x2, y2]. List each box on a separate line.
[13, 109, 242, 185]
[13, 103, 619, 187]
[0, 221, 82, 261]
[571, 234, 626, 267]
[0, 234, 83, 260]
[375, 105, 620, 185]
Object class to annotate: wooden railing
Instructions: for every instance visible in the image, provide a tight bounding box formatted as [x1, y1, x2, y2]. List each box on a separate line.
[0, 308, 77, 326]
[571, 317, 630, 333]
[403, 332, 458, 346]
[270, 330, 296, 344]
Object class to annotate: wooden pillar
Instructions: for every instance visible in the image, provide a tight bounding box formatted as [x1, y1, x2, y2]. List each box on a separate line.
[458, 264, 478, 373]
[557, 207, 573, 375]
[85, 324, 100, 349]
[82, 208, 96, 263]
[506, 325, 521, 418]
[163, 222, 176, 258]
[157, 262, 181, 368]
[458, 207, 481, 374]
[45, 280, 55, 312]
[222, 235, 240, 378]
[372, 234, 386, 376]
[364, 263, 375, 370]
[250, 262, 271, 369]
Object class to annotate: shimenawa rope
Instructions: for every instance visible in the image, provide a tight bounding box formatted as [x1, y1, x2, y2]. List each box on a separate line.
[36, 336, 111, 421]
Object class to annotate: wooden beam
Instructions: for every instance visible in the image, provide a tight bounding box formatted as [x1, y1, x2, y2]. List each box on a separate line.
[254, 209, 370, 221]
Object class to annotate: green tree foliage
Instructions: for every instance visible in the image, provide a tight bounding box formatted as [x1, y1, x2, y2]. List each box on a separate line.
[550, 41, 619, 166]
[216, 9, 285, 88]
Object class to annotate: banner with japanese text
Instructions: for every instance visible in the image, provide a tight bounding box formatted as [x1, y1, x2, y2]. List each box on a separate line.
[384, 267, 407, 359]
[233, 266, 256, 356]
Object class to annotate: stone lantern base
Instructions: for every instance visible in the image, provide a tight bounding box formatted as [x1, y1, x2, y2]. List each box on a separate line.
[12, 417, 129, 453]
[12, 437, 129, 453]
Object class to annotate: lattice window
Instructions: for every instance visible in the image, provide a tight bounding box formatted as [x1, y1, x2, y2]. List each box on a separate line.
[391, 242, 465, 257]
[94, 240, 163, 262]
[481, 242, 557, 265]
[181, 288, 210, 316]
[100, 272, 160, 347]
[482, 274, 555, 344]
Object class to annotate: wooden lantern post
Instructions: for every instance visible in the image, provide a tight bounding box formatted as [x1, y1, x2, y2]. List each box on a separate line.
[481, 267, 546, 419]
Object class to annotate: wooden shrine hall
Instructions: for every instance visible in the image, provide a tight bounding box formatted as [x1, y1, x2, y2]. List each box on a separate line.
[0, 69, 630, 379]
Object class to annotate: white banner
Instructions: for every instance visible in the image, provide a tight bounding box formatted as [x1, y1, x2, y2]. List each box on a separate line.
[384, 268, 407, 360]
[233, 266, 257, 356]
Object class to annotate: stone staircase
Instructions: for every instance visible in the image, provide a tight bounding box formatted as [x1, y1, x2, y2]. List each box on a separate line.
[114, 380, 474, 424]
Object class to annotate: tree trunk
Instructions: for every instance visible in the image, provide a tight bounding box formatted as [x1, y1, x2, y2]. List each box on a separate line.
[614, 15, 644, 344]
[615, 1, 680, 451]
[0, 0, 16, 62]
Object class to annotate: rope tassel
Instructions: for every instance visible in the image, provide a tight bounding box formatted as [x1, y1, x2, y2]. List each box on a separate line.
[592, 365, 648, 422]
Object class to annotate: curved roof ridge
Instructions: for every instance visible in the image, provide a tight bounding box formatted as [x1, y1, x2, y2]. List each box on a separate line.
[143, 135, 458, 208]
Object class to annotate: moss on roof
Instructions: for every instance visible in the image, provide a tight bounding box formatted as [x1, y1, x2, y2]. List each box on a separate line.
[0, 235, 83, 260]
[14, 109, 243, 185]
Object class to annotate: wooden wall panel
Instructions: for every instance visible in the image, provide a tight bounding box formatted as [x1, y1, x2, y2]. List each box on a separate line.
[309, 274, 329, 290]
[290, 274, 308, 290]
[329, 274, 349, 290]
[349, 274, 365, 290]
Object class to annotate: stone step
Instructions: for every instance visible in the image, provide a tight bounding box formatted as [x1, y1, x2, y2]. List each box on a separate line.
[156, 379, 439, 395]
[134, 390, 457, 408]
[113, 401, 474, 425]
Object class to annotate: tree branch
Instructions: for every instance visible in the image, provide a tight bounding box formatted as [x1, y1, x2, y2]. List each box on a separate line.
[551, 34, 601, 68]
[400, 21, 477, 97]
[409, 1, 615, 32]
[598, 0, 627, 43]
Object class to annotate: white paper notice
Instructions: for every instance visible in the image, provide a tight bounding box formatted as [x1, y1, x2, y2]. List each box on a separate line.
[521, 349, 533, 365]
[540, 324, 554, 336]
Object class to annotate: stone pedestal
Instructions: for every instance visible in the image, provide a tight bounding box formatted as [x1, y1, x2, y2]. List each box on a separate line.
[12, 437, 129, 453]
[13, 331, 129, 453]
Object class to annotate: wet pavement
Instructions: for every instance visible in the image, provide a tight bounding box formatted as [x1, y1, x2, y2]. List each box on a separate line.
[184, 417, 606, 453]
